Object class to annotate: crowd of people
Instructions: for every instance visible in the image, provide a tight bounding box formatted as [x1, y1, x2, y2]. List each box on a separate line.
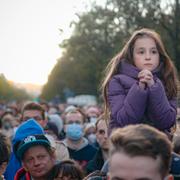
[0, 28, 180, 180]
[0, 100, 179, 179]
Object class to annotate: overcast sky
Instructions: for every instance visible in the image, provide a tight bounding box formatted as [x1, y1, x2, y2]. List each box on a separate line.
[0, 0, 92, 85]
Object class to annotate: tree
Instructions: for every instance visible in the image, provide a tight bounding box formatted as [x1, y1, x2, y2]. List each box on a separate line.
[40, 0, 180, 101]
[0, 74, 30, 101]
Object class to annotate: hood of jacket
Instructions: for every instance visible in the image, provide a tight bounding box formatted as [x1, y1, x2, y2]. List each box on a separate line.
[13, 118, 45, 156]
[13, 118, 44, 146]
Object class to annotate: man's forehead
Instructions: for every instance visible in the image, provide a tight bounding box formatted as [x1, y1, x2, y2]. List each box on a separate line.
[66, 112, 83, 120]
[24, 145, 48, 158]
[109, 156, 161, 180]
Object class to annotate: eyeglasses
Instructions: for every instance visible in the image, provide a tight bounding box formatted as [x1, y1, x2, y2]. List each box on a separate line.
[23, 116, 43, 122]
[66, 120, 82, 125]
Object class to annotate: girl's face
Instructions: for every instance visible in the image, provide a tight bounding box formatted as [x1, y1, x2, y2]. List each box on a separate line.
[133, 37, 160, 71]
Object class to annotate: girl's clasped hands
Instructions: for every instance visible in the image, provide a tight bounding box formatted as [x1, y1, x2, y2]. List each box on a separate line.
[138, 69, 154, 89]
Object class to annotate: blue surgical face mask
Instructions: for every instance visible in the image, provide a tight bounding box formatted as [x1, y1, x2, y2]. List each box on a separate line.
[66, 123, 83, 141]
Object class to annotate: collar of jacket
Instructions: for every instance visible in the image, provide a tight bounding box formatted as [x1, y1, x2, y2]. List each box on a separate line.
[14, 167, 31, 180]
[118, 60, 163, 79]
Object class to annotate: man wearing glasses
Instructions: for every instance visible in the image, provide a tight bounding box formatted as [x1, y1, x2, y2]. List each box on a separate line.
[21, 102, 47, 128]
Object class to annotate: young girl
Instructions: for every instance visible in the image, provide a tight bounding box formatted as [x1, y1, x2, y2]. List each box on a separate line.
[101, 28, 178, 134]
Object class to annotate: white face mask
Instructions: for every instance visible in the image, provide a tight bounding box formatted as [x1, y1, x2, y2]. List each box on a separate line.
[89, 117, 97, 125]
[87, 133, 97, 144]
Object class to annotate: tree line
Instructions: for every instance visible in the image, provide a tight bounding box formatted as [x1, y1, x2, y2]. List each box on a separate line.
[40, 0, 180, 101]
[0, 74, 30, 101]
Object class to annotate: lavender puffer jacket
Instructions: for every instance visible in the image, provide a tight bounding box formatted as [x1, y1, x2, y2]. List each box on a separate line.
[108, 61, 177, 132]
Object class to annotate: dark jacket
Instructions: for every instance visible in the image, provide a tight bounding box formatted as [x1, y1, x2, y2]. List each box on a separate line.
[170, 152, 180, 176]
[86, 148, 105, 174]
[108, 61, 176, 133]
[64, 138, 97, 169]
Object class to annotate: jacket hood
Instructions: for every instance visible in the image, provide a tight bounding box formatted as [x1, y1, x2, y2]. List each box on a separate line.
[4, 119, 45, 180]
[12, 118, 44, 146]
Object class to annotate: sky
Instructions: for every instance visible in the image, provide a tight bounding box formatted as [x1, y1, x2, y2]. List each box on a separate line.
[0, 0, 92, 85]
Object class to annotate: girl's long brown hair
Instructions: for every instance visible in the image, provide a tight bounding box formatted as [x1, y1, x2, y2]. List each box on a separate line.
[101, 28, 178, 123]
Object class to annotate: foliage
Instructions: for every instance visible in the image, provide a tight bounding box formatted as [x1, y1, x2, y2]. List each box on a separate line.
[40, 0, 180, 101]
[0, 74, 30, 101]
